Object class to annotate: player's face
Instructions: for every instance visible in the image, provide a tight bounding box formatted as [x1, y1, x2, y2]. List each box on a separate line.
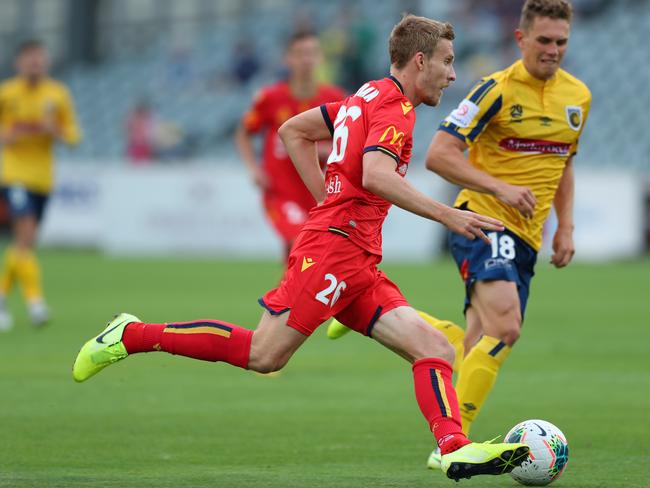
[417, 39, 456, 107]
[16, 47, 49, 80]
[285, 37, 322, 79]
[516, 16, 570, 80]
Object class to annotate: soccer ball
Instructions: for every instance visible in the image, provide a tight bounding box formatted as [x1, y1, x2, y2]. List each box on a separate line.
[505, 419, 569, 486]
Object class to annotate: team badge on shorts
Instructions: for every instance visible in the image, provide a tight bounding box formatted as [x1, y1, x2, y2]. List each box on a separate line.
[565, 106, 583, 131]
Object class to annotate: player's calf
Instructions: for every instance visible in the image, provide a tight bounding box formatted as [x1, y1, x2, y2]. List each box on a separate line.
[372, 306, 456, 364]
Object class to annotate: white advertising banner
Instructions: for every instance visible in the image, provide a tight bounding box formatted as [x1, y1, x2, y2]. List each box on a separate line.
[41, 163, 644, 262]
[39, 164, 104, 247]
[540, 170, 645, 260]
[100, 165, 282, 257]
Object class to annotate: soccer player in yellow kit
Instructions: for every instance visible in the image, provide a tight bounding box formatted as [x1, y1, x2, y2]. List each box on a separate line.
[422, 0, 591, 466]
[0, 40, 81, 330]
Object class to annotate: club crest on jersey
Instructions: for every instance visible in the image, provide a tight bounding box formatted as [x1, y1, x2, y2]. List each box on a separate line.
[565, 105, 583, 131]
[445, 99, 480, 128]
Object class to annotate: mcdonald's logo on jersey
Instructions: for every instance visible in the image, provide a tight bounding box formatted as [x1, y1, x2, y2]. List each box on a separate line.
[379, 125, 405, 149]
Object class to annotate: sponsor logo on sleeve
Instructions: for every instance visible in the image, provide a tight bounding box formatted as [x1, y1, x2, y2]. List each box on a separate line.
[445, 99, 480, 128]
[565, 105, 583, 131]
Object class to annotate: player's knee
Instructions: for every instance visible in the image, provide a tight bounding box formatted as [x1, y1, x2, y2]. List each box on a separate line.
[490, 301, 522, 346]
[500, 326, 521, 346]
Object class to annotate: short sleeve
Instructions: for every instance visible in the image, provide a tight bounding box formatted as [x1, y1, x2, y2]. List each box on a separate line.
[0, 85, 7, 124]
[362, 97, 413, 163]
[241, 89, 268, 133]
[58, 85, 81, 145]
[438, 78, 503, 146]
[320, 100, 345, 137]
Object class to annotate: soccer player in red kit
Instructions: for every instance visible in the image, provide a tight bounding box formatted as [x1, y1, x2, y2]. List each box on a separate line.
[73, 15, 529, 481]
[235, 31, 345, 257]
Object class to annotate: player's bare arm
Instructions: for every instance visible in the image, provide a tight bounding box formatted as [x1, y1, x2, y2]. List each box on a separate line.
[362, 150, 503, 244]
[278, 107, 331, 204]
[234, 124, 268, 189]
[551, 156, 575, 268]
[426, 131, 537, 218]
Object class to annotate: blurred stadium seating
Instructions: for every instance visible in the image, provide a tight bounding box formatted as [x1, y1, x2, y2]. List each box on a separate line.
[1, 0, 646, 168]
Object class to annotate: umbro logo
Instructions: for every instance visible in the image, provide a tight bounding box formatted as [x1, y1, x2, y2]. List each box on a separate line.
[462, 402, 477, 412]
[301, 257, 316, 272]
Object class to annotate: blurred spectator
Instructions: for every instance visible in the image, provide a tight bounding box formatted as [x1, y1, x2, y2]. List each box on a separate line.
[154, 120, 187, 160]
[230, 40, 261, 86]
[125, 101, 155, 164]
[126, 101, 189, 163]
[339, 7, 376, 91]
[166, 46, 195, 90]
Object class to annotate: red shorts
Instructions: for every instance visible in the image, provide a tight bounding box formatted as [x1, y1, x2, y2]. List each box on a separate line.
[263, 194, 311, 244]
[260, 230, 409, 336]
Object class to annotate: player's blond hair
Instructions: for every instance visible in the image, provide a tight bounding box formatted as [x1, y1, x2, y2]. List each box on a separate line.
[389, 14, 455, 70]
[520, 0, 573, 31]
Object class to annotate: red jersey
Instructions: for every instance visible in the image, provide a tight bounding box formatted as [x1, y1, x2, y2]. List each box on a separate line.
[302, 76, 415, 256]
[242, 81, 345, 208]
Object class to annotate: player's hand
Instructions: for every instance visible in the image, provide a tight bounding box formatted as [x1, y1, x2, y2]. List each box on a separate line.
[550, 226, 574, 268]
[441, 207, 504, 245]
[0, 125, 25, 145]
[250, 166, 269, 190]
[495, 183, 536, 218]
[41, 104, 63, 139]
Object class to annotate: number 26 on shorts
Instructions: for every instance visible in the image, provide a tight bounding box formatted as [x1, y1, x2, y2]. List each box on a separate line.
[315, 273, 347, 307]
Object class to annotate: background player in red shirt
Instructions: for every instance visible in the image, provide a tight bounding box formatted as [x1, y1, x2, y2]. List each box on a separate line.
[235, 31, 345, 258]
[73, 15, 529, 481]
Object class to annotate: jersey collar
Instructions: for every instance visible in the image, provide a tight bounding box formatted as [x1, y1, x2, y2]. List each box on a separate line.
[388, 75, 405, 95]
[513, 59, 556, 88]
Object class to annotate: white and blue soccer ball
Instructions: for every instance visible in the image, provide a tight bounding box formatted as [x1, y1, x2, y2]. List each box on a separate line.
[505, 419, 569, 486]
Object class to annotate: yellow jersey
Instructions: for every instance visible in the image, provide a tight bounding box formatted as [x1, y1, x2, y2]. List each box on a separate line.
[0, 77, 81, 194]
[439, 60, 591, 250]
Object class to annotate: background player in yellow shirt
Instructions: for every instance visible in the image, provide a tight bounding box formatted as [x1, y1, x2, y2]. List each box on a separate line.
[0, 40, 81, 330]
[423, 0, 591, 464]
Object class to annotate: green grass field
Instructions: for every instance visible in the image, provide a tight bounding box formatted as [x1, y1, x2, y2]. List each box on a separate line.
[0, 250, 648, 487]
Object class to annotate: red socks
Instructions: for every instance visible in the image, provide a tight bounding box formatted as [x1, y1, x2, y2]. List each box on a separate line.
[412, 357, 470, 455]
[122, 320, 253, 369]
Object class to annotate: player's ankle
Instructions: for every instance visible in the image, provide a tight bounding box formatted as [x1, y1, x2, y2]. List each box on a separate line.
[439, 433, 471, 455]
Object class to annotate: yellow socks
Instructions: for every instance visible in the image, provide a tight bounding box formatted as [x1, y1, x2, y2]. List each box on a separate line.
[0, 246, 18, 295]
[0, 247, 44, 302]
[455, 335, 511, 435]
[417, 310, 465, 372]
